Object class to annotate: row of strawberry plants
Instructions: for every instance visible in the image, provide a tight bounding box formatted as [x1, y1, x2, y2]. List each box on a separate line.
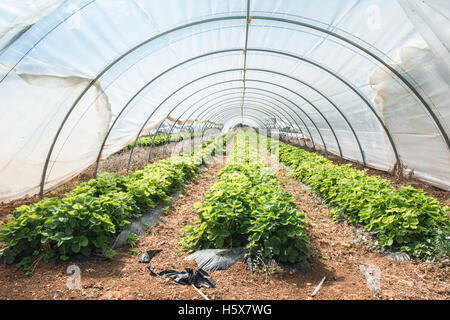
[180, 133, 310, 264]
[267, 138, 449, 260]
[0, 134, 233, 270]
[229, 133, 260, 164]
[122, 131, 203, 152]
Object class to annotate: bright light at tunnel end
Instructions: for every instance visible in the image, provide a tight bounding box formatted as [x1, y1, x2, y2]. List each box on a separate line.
[169, 127, 282, 174]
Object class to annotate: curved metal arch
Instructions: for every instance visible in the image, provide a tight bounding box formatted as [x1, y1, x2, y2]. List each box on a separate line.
[38, 18, 244, 195]
[185, 83, 344, 155]
[252, 15, 449, 150]
[204, 104, 288, 127]
[217, 113, 274, 130]
[247, 48, 404, 163]
[199, 89, 306, 127]
[41, 47, 400, 194]
[149, 92, 313, 167]
[117, 70, 335, 173]
[30, 12, 450, 193]
[122, 72, 237, 171]
[93, 78, 240, 177]
[162, 84, 314, 155]
[204, 108, 295, 145]
[244, 80, 340, 156]
[199, 104, 298, 133]
[166, 75, 365, 163]
[184, 82, 328, 152]
[192, 89, 309, 145]
[186, 95, 313, 147]
[195, 106, 281, 143]
[246, 68, 365, 164]
[203, 120, 297, 147]
[202, 113, 270, 131]
[100, 67, 364, 176]
[68, 48, 389, 183]
[204, 106, 277, 127]
[173, 88, 310, 145]
[182, 113, 299, 157]
[95, 49, 391, 180]
[153, 93, 308, 165]
[127, 74, 327, 172]
[140, 74, 332, 168]
[120, 69, 307, 171]
[192, 99, 305, 138]
[16, 10, 446, 154]
[192, 95, 306, 137]
[211, 111, 287, 135]
[92, 77, 308, 177]
[202, 112, 283, 139]
[241, 88, 336, 151]
[135, 79, 334, 165]
[186, 88, 313, 136]
[194, 106, 301, 151]
[144, 83, 323, 168]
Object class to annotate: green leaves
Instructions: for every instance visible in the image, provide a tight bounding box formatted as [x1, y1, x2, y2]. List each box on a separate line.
[274, 138, 450, 260]
[122, 131, 206, 152]
[180, 134, 309, 263]
[0, 134, 231, 270]
[71, 242, 81, 254]
[104, 248, 116, 259]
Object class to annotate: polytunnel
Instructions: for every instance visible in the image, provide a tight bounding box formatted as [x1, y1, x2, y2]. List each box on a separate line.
[0, 0, 449, 202]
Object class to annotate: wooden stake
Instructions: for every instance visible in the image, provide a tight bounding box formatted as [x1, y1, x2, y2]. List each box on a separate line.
[187, 285, 193, 300]
[193, 285, 210, 300]
[311, 276, 326, 297]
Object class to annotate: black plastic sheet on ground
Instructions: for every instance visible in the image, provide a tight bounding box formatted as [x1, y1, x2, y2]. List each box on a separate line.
[141, 249, 215, 288]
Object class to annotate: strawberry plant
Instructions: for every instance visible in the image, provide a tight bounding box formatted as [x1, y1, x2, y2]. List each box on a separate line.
[121, 131, 204, 152]
[0, 134, 232, 269]
[270, 138, 450, 260]
[181, 134, 309, 263]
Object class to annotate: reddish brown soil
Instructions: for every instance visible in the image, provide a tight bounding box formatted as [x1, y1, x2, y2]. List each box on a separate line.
[259, 138, 449, 300]
[0, 157, 227, 300]
[277, 170, 449, 300]
[0, 135, 448, 300]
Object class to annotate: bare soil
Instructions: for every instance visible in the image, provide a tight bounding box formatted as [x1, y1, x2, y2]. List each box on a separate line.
[259, 137, 449, 300]
[277, 169, 449, 300]
[0, 155, 227, 300]
[0, 134, 448, 300]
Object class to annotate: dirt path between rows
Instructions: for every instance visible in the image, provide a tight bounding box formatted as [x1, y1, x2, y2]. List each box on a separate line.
[257, 137, 449, 300]
[0, 154, 228, 300]
[0, 134, 448, 300]
[277, 168, 449, 299]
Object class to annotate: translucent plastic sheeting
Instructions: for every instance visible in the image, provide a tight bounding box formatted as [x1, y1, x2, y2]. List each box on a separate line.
[370, 46, 450, 188]
[0, 0, 66, 54]
[0, 0, 449, 202]
[0, 72, 110, 200]
[398, 0, 450, 84]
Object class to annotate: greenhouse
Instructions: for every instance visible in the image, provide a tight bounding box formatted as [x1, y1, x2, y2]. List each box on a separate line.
[0, 0, 448, 301]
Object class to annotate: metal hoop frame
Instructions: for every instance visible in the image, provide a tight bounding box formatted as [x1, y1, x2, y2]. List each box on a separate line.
[35, 12, 448, 194]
